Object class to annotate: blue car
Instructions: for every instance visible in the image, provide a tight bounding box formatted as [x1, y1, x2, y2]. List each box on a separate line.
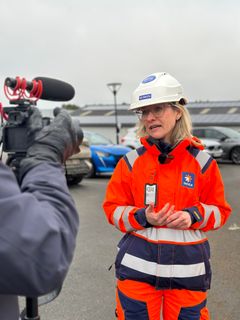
[84, 131, 131, 177]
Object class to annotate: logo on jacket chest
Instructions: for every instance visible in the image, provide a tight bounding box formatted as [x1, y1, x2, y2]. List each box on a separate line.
[181, 172, 195, 188]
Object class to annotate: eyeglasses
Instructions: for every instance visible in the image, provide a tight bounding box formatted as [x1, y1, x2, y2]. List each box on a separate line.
[135, 103, 174, 120]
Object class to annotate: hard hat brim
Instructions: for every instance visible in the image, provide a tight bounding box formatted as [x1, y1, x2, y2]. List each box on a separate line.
[129, 96, 188, 111]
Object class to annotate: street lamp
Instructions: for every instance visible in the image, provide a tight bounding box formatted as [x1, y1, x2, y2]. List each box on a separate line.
[107, 82, 122, 144]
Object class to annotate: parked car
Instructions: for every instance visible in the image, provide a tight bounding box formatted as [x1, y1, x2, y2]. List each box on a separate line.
[65, 138, 93, 185]
[120, 127, 141, 149]
[192, 126, 240, 164]
[199, 138, 223, 159]
[121, 127, 223, 159]
[40, 110, 94, 184]
[83, 131, 131, 177]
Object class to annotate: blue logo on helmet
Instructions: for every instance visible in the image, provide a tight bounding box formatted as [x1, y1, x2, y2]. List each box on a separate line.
[142, 75, 156, 84]
[139, 94, 152, 101]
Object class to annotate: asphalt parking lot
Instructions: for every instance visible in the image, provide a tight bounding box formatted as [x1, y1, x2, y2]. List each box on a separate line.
[35, 161, 240, 320]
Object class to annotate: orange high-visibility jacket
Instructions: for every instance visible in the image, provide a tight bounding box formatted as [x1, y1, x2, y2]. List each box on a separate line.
[103, 137, 231, 291]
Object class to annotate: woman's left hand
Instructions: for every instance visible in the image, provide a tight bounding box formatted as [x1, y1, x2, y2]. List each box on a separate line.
[165, 210, 192, 229]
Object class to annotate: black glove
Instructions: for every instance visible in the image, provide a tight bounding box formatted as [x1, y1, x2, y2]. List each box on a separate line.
[19, 107, 83, 180]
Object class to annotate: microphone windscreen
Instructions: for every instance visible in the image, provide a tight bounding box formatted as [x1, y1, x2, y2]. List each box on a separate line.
[34, 77, 75, 101]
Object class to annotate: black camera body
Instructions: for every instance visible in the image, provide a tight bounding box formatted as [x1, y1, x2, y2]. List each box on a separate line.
[2, 100, 51, 155]
[1, 100, 51, 178]
[1, 100, 45, 175]
[2, 100, 35, 154]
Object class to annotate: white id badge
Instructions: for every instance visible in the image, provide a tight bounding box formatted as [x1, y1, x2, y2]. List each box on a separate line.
[144, 184, 157, 206]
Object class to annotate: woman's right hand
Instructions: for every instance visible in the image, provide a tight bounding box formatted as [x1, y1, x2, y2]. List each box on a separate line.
[145, 203, 175, 226]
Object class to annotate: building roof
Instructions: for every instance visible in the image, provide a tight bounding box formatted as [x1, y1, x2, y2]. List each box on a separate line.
[71, 100, 240, 127]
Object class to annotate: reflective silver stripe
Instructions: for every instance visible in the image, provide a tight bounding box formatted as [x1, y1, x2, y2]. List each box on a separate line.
[121, 253, 206, 278]
[195, 151, 211, 170]
[200, 203, 221, 228]
[134, 228, 207, 243]
[113, 207, 124, 230]
[122, 206, 136, 231]
[125, 150, 139, 168]
[113, 206, 136, 231]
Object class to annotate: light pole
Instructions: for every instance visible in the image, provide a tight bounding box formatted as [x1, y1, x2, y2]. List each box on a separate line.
[107, 82, 122, 144]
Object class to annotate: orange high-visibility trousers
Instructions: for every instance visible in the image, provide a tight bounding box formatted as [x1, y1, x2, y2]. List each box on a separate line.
[116, 279, 210, 320]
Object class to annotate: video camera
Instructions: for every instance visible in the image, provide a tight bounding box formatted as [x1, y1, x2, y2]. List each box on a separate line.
[0, 76, 76, 170]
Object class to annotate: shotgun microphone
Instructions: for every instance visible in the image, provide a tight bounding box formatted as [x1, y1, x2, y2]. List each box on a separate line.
[4, 76, 75, 102]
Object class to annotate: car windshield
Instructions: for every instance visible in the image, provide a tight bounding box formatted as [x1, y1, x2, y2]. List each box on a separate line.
[217, 127, 240, 139]
[84, 132, 113, 145]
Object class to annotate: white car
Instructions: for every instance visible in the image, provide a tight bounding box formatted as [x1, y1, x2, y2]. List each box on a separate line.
[120, 127, 141, 149]
[200, 138, 223, 159]
[120, 127, 223, 159]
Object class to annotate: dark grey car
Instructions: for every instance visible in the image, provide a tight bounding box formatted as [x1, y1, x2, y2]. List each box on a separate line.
[192, 126, 240, 164]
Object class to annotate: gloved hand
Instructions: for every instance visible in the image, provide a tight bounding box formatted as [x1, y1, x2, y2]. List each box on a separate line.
[19, 107, 83, 180]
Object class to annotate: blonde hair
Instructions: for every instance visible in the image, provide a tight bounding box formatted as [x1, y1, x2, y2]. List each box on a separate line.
[136, 102, 194, 146]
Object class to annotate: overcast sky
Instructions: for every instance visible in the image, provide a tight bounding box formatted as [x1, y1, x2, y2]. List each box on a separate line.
[0, 0, 239, 109]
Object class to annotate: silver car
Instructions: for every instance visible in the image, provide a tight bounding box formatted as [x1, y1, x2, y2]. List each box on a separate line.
[200, 138, 223, 159]
[193, 126, 240, 164]
[65, 139, 93, 185]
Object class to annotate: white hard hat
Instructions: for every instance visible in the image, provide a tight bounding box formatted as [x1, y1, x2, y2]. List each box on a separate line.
[129, 72, 188, 111]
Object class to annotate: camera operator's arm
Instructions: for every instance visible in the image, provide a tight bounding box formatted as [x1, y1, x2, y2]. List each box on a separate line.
[0, 109, 82, 296]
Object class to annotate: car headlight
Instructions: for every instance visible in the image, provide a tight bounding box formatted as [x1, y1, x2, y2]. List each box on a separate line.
[95, 151, 110, 158]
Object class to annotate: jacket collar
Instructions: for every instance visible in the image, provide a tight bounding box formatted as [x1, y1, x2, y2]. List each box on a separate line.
[140, 136, 204, 158]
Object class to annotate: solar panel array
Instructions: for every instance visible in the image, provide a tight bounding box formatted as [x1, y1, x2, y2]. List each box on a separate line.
[71, 101, 240, 127]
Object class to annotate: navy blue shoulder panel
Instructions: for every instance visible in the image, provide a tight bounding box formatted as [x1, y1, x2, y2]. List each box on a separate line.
[136, 146, 146, 156]
[187, 146, 213, 174]
[187, 145, 200, 158]
[123, 146, 147, 172]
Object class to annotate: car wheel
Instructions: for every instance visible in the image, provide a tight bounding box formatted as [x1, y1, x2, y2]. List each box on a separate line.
[230, 147, 240, 164]
[85, 164, 96, 178]
[67, 175, 83, 185]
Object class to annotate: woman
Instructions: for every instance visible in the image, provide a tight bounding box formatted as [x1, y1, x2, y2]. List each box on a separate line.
[102, 72, 231, 320]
